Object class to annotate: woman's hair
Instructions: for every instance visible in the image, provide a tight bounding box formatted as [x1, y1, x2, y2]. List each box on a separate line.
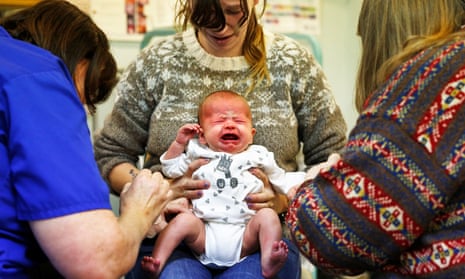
[0, 0, 117, 114]
[355, 0, 465, 112]
[175, 0, 269, 93]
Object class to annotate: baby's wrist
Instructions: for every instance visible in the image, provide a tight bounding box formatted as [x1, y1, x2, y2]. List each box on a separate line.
[174, 139, 187, 147]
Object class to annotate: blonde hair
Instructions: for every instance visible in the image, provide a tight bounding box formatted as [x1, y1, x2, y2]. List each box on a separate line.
[175, 0, 269, 94]
[355, 0, 465, 112]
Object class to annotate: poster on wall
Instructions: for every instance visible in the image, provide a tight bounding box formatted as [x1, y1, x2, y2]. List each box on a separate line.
[262, 0, 320, 35]
[91, 0, 176, 37]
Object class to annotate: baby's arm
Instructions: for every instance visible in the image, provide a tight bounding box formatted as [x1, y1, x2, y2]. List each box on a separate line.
[163, 123, 201, 160]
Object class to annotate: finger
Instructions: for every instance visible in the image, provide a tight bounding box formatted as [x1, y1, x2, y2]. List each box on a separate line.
[121, 168, 151, 196]
[182, 179, 209, 199]
[247, 201, 275, 211]
[246, 188, 274, 205]
[184, 158, 209, 177]
[249, 168, 271, 189]
[121, 182, 131, 195]
[169, 177, 209, 200]
[151, 172, 169, 192]
[328, 153, 341, 166]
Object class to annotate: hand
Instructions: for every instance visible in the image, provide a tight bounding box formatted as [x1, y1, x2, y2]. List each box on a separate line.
[168, 158, 210, 200]
[246, 167, 284, 212]
[147, 159, 209, 237]
[287, 185, 299, 201]
[176, 123, 201, 145]
[305, 153, 341, 180]
[119, 169, 171, 234]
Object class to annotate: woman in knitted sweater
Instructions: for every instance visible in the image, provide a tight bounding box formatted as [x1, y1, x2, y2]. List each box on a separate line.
[287, 1, 465, 278]
[94, 0, 347, 278]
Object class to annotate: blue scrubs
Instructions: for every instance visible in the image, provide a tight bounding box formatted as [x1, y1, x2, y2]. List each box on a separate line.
[0, 27, 111, 278]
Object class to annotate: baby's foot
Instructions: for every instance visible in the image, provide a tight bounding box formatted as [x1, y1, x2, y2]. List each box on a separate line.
[141, 256, 161, 279]
[262, 240, 289, 278]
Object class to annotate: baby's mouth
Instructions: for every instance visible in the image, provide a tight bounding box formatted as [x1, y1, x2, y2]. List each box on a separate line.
[221, 133, 239, 140]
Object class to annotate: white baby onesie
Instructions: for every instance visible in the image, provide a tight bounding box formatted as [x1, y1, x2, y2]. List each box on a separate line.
[161, 139, 288, 266]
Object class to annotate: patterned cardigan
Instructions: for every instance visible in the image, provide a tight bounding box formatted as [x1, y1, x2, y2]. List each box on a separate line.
[287, 39, 465, 278]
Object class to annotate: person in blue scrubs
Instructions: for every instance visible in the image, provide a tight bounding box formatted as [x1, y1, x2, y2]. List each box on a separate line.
[0, 1, 206, 278]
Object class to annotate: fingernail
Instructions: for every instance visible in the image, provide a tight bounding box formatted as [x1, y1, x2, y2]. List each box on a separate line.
[197, 191, 203, 197]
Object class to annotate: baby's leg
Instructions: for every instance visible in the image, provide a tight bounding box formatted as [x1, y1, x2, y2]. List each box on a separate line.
[141, 212, 205, 278]
[242, 208, 288, 279]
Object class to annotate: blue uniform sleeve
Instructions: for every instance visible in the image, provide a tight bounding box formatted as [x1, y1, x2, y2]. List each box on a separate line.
[6, 68, 110, 221]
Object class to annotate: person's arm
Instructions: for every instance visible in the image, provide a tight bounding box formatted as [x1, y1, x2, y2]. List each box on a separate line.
[108, 162, 140, 194]
[286, 67, 465, 275]
[30, 170, 171, 279]
[163, 123, 201, 160]
[93, 56, 159, 194]
[294, 44, 347, 167]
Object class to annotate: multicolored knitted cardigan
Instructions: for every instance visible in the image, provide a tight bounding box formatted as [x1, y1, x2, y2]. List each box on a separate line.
[287, 38, 465, 278]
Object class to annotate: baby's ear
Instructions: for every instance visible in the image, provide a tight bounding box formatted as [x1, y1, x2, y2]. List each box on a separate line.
[198, 128, 207, 144]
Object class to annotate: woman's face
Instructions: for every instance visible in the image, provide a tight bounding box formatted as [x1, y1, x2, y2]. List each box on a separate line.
[197, 0, 258, 57]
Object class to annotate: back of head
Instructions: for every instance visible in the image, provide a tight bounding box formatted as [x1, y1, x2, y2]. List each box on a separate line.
[355, 0, 465, 112]
[0, 0, 117, 113]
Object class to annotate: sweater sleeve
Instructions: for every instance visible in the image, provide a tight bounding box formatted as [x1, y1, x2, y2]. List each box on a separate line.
[286, 41, 465, 276]
[287, 38, 347, 166]
[93, 47, 161, 182]
[287, 116, 462, 275]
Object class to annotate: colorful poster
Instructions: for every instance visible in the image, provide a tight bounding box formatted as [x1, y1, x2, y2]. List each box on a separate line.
[262, 0, 320, 34]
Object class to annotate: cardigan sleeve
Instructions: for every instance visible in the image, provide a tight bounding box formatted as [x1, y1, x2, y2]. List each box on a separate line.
[286, 116, 461, 275]
[286, 41, 465, 276]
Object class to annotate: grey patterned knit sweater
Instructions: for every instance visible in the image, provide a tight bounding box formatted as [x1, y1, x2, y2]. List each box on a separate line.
[94, 29, 347, 183]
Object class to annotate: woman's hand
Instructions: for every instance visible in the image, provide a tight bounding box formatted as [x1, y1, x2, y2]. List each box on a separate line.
[168, 158, 210, 200]
[246, 168, 289, 213]
[305, 153, 341, 180]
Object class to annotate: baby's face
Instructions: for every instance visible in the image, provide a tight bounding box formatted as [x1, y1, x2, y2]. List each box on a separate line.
[199, 96, 255, 154]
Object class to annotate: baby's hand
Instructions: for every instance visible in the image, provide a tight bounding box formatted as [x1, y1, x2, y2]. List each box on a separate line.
[176, 123, 201, 145]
